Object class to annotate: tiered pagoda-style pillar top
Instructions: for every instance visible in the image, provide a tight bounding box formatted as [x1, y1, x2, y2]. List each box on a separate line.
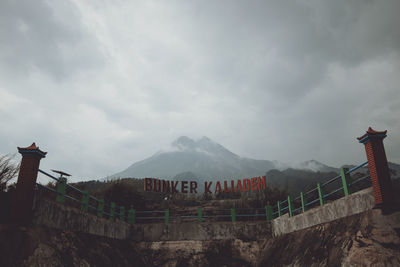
[357, 127, 393, 208]
[357, 127, 387, 144]
[17, 142, 47, 158]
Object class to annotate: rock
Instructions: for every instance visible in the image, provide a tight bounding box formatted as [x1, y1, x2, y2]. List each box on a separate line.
[1, 209, 400, 266]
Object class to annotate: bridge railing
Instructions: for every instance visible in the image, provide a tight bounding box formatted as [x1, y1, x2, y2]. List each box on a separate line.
[272, 161, 371, 219]
[37, 169, 122, 221]
[35, 161, 371, 224]
[13, 128, 393, 225]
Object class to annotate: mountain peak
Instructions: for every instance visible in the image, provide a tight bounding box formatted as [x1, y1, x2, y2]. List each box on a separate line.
[199, 136, 211, 142]
[172, 136, 196, 150]
[108, 135, 274, 179]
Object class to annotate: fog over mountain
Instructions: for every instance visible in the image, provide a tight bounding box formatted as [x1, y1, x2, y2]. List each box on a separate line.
[107, 136, 339, 180]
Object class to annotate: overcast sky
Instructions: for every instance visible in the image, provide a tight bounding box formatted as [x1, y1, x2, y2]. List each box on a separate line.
[1, 0, 400, 182]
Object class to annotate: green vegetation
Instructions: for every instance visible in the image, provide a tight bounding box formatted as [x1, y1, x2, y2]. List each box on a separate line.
[71, 177, 288, 211]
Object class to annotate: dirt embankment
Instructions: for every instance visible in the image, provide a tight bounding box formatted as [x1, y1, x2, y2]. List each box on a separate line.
[1, 209, 399, 266]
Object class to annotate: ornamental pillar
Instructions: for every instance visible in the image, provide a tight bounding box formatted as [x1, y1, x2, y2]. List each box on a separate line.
[13, 143, 47, 224]
[357, 128, 394, 209]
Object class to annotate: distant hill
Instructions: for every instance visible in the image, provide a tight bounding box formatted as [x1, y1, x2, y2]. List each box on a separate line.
[341, 162, 400, 180]
[267, 162, 400, 197]
[265, 169, 339, 196]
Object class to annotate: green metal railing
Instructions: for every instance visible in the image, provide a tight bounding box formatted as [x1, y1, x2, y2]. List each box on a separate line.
[37, 169, 136, 224]
[36, 161, 370, 224]
[272, 161, 370, 218]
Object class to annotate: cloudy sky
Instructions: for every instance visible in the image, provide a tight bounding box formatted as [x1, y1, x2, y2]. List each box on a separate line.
[1, 0, 399, 182]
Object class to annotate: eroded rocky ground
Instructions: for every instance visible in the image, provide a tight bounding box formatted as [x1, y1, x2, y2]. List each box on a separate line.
[1, 209, 399, 266]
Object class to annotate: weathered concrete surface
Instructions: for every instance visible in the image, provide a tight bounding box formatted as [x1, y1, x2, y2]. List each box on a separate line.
[258, 209, 400, 267]
[33, 199, 272, 241]
[33, 199, 130, 239]
[0, 224, 145, 267]
[272, 187, 375, 236]
[135, 239, 265, 266]
[31, 187, 375, 241]
[130, 221, 272, 241]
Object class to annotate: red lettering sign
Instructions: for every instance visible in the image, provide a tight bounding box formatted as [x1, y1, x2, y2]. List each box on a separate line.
[181, 181, 188, 193]
[215, 181, 222, 194]
[204, 181, 212, 194]
[143, 176, 267, 194]
[190, 181, 198, 193]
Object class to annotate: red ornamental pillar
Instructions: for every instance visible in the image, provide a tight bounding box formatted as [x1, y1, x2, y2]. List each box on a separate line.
[357, 128, 394, 208]
[13, 143, 47, 224]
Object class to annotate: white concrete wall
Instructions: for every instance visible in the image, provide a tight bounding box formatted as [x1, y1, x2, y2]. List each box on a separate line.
[33, 199, 130, 239]
[272, 187, 375, 236]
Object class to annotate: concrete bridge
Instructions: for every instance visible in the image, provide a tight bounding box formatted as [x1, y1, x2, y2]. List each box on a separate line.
[10, 127, 397, 241]
[32, 187, 375, 241]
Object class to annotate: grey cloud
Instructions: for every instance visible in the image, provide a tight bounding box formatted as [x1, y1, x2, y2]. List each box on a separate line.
[1, 0, 400, 180]
[0, 0, 104, 80]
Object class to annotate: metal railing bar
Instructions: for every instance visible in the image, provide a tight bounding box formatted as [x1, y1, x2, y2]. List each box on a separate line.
[236, 214, 266, 217]
[65, 194, 79, 203]
[323, 186, 344, 199]
[321, 175, 341, 187]
[346, 161, 368, 174]
[135, 217, 165, 220]
[89, 195, 100, 202]
[36, 183, 58, 193]
[293, 195, 301, 201]
[349, 175, 370, 186]
[292, 207, 302, 213]
[65, 184, 85, 195]
[235, 208, 266, 211]
[203, 215, 232, 218]
[38, 169, 60, 182]
[39, 169, 89, 196]
[136, 210, 166, 214]
[304, 187, 318, 196]
[305, 198, 319, 207]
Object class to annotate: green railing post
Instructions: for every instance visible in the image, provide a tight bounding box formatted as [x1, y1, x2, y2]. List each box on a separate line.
[56, 177, 67, 204]
[119, 206, 125, 221]
[165, 209, 170, 224]
[197, 207, 203, 222]
[128, 209, 136, 224]
[277, 201, 282, 217]
[317, 183, 324, 206]
[265, 205, 273, 220]
[340, 167, 351, 196]
[97, 200, 104, 217]
[81, 190, 89, 212]
[110, 202, 116, 220]
[300, 192, 307, 213]
[230, 208, 236, 222]
[288, 195, 293, 217]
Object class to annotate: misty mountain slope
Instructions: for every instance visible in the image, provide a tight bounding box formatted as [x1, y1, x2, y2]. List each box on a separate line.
[108, 136, 386, 182]
[107, 136, 276, 180]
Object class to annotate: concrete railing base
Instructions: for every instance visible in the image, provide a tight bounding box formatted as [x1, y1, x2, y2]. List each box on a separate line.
[272, 187, 375, 236]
